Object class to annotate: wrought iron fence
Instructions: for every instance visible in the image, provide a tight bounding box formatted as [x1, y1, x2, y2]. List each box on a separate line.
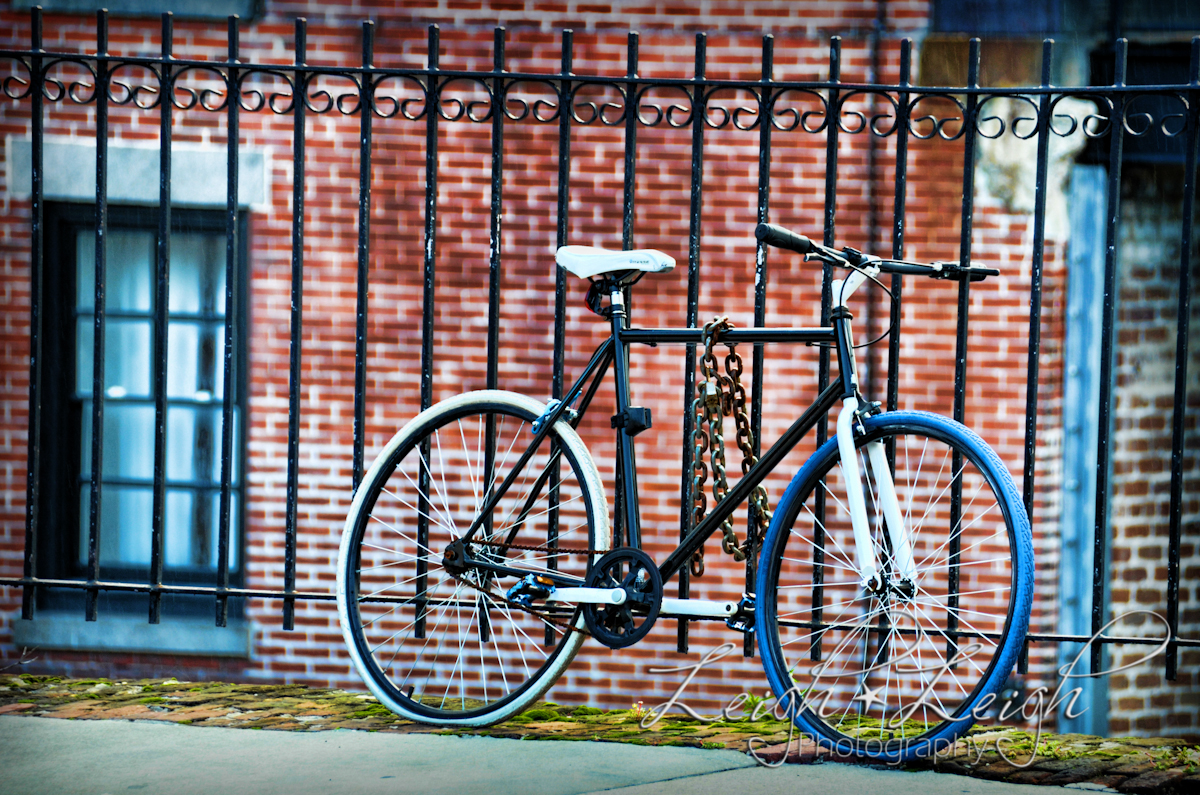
[1, 8, 1197, 681]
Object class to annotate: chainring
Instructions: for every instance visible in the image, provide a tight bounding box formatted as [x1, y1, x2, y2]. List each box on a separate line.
[583, 548, 663, 649]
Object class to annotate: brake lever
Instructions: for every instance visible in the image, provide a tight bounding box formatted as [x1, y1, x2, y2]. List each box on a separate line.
[804, 246, 857, 268]
[929, 261, 1000, 282]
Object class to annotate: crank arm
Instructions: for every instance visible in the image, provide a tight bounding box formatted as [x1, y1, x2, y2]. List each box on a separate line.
[659, 598, 738, 618]
[517, 588, 741, 618]
[546, 587, 627, 605]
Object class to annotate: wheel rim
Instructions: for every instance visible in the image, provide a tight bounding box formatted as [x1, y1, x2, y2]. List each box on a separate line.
[345, 401, 598, 721]
[763, 420, 1022, 754]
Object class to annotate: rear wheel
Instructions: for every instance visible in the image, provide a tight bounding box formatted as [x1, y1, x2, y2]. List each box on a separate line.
[337, 391, 610, 726]
[756, 412, 1033, 762]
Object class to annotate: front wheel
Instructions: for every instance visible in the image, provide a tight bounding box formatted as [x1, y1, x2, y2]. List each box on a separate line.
[337, 391, 611, 726]
[755, 411, 1033, 763]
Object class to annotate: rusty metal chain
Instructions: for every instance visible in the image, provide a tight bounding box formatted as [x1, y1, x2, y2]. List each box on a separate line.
[725, 340, 773, 559]
[474, 539, 598, 555]
[689, 316, 772, 578]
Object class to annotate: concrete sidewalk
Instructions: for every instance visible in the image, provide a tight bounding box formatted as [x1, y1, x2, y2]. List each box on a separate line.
[1, 715, 1051, 795]
[4, 675, 1200, 794]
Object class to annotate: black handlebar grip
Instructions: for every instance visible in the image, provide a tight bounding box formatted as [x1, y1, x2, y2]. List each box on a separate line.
[755, 223, 814, 255]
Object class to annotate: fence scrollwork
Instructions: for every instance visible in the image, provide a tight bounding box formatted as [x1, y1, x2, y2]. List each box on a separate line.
[1, 48, 1192, 150]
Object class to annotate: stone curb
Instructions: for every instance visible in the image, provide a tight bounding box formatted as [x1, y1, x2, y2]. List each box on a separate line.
[3, 675, 1198, 794]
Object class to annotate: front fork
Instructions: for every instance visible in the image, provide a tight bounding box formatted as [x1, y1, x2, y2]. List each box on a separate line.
[836, 397, 916, 591]
[831, 268, 916, 593]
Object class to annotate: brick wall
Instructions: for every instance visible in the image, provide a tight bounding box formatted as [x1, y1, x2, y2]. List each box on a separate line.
[1105, 164, 1200, 737]
[0, 0, 1186, 735]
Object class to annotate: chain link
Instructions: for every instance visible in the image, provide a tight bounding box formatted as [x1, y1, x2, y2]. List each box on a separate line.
[689, 317, 772, 577]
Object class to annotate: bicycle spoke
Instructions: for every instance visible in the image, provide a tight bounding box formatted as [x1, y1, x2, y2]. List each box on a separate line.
[369, 508, 444, 553]
[414, 442, 460, 533]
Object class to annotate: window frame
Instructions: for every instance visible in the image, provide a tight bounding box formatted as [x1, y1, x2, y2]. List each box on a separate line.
[37, 202, 250, 617]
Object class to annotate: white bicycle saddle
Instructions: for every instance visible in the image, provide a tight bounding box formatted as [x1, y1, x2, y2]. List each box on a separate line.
[555, 246, 676, 280]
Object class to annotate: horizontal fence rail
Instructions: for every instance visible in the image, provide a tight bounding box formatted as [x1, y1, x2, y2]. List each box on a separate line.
[1, 9, 1197, 678]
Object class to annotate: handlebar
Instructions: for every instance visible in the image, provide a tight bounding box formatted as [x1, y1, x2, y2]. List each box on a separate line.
[754, 222, 999, 283]
[754, 223, 815, 255]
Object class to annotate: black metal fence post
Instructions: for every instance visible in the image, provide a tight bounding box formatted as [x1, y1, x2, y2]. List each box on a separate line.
[414, 23, 441, 641]
[215, 14, 241, 629]
[1092, 38, 1128, 675]
[282, 17, 307, 631]
[486, 25, 506, 392]
[1015, 39, 1056, 673]
[549, 27, 573, 647]
[613, 31, 639, 551]
[352, 20, 374, 492]
[745, 32, 775, 659]
[20, 5, 44, 622]
[886, 38, 912, 417]
[810, 35, 842, 664]
[149, 11, 174, 625]
[85, 8, 110, 623]
[478, 26, 507, 645]
[1164, 36, 1200, 681]
[677, 31, 707, 654]
[945, 37, 979, 667]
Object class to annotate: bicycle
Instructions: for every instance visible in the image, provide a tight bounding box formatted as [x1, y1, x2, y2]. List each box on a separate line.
[336, 222, 1034, 763]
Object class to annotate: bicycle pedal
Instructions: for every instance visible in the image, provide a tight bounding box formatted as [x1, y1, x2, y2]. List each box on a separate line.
[725, 593, 756, 634]
[506, 573, 555, 609]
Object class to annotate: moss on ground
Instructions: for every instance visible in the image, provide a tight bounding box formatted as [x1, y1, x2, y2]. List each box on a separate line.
[3, 674, 1198, 792]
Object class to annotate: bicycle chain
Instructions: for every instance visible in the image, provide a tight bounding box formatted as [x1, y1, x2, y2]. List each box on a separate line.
[689, 317, 772, 578]
[474, 539, 599, 555]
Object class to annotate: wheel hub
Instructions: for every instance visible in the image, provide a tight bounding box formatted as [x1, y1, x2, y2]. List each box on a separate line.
[867, 576, 916, 603]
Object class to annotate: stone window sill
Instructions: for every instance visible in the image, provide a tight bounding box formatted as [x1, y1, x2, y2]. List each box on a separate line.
[10, 612, 252, 658]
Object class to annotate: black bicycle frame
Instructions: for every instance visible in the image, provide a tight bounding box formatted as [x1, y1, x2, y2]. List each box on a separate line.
[460, 277, 854, 588]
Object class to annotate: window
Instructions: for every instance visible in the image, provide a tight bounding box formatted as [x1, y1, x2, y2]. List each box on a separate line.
[11, 0, 261, 22]
[930, 0, 1062, 35]
[37, 203, 247, 617]
[1085, 42, 1195, 164]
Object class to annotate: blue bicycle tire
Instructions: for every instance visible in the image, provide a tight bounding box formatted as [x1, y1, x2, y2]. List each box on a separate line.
[755, 411, 1033, 763]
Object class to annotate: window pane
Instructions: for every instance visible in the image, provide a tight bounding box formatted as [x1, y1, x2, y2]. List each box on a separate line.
[166, 320, 225, 400]
[165, 489, 197, 568]
[220, 408, 240, 484]
[106, 320, 152, 397]
[75, 318, 152, 398]
[78, 484, 152, 567]
[76, 230, 153, 312]
[79, 401, 155, 480]
[167, 405, 238, 485]
[164, 489, 239, 572]
[169, 233, 225, 316]
[208, 492, 240, 573]
[166, 407, 197, 482]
